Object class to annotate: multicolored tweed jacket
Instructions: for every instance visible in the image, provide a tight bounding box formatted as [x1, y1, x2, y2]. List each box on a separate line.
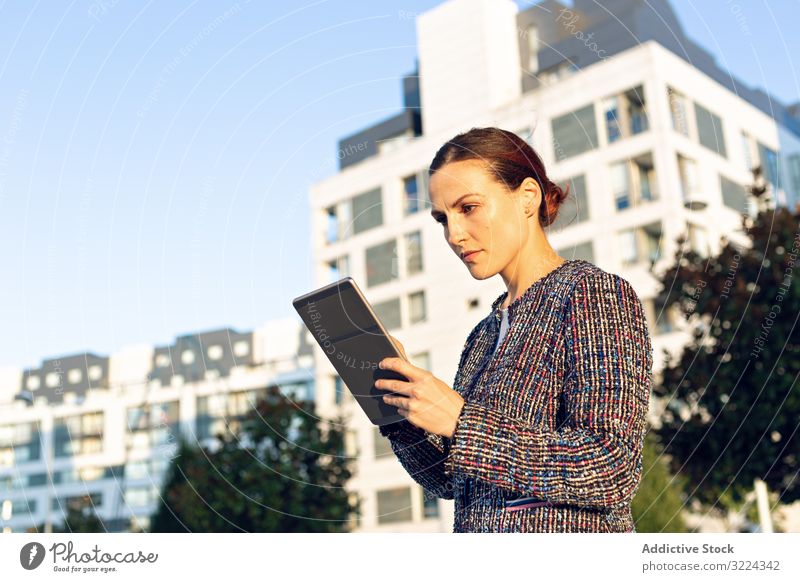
[379, 259, 653, 532]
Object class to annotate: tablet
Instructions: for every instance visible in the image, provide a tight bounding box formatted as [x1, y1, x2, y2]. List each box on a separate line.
[292, 277, 408, 426]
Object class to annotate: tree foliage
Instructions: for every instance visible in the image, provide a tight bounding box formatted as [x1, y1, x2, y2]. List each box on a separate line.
[150, 385, 357, 532]
[653, 170, 800, 513]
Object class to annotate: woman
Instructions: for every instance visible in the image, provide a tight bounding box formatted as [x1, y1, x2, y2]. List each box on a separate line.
[375, 127, 653, 533]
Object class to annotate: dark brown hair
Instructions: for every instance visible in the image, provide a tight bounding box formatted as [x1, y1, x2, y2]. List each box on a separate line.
[429, 127, 569, 227]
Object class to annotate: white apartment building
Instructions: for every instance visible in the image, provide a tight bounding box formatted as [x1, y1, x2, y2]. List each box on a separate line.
[0, 319, 314, 533]
[308, 0, 800, 532]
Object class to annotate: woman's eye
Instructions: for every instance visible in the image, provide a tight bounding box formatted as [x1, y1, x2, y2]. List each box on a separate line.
[462, 204, 476, 214]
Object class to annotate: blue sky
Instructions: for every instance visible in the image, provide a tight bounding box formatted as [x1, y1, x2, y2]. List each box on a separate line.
[0, 0, 798, 369]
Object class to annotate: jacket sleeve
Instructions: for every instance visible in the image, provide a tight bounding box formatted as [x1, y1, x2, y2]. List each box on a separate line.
[443, 271, 653, 509]
[378, 421, 454, 500]
[378, 320, 486, 500]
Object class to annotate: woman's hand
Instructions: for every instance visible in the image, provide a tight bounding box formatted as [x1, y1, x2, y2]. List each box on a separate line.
[374, 348, 465, 439]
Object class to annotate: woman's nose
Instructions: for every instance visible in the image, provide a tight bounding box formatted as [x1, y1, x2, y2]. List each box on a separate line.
[446, 217, 467, 247]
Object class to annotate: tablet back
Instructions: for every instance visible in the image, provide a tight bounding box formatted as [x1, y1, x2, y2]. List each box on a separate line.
[292, 277, 407, 426]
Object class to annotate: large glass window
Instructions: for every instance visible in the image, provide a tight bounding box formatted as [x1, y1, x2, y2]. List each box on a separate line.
[365, 240, 398, 287]
[196, 388, 267, 440]
[610, 162, 630, 210]
[126, 402, 179, 450]
[54, 413, 103, 458]
[610, 153, 657, 211]
[618, 222, 662, 266]
[376, 487, 413, 524]
[720, 175, 750, 215]
[694, 103, 727, 158]
[404, 231, 423, 275]
[604, 85, 648, 143]
[403, 174, 420, 215]
[372, 298, 401, 331]
[408, 291, 426, 324]
[352, 188, 383, 234]
[0, 422, 41, 467]
[551, 104, 598, 160]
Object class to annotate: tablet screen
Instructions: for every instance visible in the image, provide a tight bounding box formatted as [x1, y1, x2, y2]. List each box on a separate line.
[293, 278, 408, 426]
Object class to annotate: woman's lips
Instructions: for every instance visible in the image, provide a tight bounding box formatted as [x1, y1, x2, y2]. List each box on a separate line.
[462, 250, 481, 262]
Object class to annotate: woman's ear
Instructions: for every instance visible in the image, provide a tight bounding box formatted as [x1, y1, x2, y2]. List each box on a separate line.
[520, 177, 541, 218]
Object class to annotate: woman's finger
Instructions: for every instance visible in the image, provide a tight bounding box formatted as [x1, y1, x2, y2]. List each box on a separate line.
[379, 357, 424, 381]
[375, 378, 413, 395]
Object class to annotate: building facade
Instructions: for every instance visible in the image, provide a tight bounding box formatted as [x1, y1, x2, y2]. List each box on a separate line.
[309, 0, 800, 532]
[0, 319, 314, 533]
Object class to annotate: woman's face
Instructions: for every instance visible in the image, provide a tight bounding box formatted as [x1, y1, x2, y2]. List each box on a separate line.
[428, 159, 538, 280]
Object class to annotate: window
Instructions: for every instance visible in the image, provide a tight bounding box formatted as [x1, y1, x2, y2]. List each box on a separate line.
[333, 375, 347, 406]
[88, 364, 102, 381]
[325, 205, 340, 244]
[551, 175, 588, 230]
[408, 291, 426, 324]
[556, 241, 594, 263]
[155, 353, 171, 368]
[627, 86, 648, 135]
[327, 255, 350, 283]
[526, 25, 539, 71]
[365, 240, 398, 287]
[741, 132, 756, 169]
[604, 96, 621, 143]
[0, 422, 41, 467]
[372, 298, 401, 331]
[610, 162, 630, 210]
[67, 369, 82, 384]
[207, 345, 223, 361]
[410, 351, 431, 371]
[405, 231, 423, 275]
[45, 372, 60, 388]
[788, 154, 800, 199]
[376, 487, 413, 524]
[403, 174, 420, 215]
[720, 175, 751, 215]
[645, 295, 681, 336]
[421, 487, 440, 518]
[694, 102, 727, 157]
[618, 228, 637, 265]
[352, 188, 383, 234]
[373, 427, 393, 459]
[26, 375, 40, 390]
[181, 350, 195, 365]
[125, 486, 157, 507]
[54, 412, 104, 458]
[196, 389, 266, 440]
[610, 154, 657, 211]
[678, 154, 700, 206]
[757, 142, 779, 189]
[668, 87, 689, 136]
[604, 85, 647, 144]
[233, 340, 250, 358]
[551, 104, 598, 160]
[619, 222, 662, 266]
